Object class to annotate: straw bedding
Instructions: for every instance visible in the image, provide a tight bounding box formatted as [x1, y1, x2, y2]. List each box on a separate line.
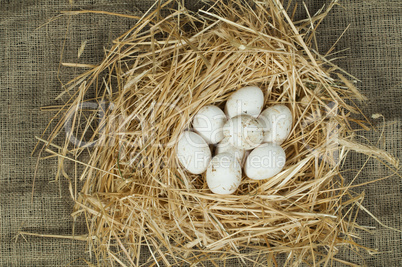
[38, 0, 400, 265]
[2, 0, 400, 266]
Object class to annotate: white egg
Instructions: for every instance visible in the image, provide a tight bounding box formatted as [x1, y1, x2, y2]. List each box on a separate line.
[176, 131, 211, 174]
[244, 143, 286, 180]
[222, 115, 264, 150]
[193, 105, 227, 144]
[258, 104, 292, 145]
[215, 137, 245, 163]
[225, 86, 264, 118]
[206, 153, 242, 194]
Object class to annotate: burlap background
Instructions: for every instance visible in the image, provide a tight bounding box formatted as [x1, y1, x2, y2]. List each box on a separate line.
[1, 0, 400, 266]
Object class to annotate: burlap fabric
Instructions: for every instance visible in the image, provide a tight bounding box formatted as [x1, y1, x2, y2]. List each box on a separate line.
[1, 0, 400, 266]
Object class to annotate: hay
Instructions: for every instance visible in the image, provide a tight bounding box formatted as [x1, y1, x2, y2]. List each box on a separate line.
[35, 0, 399, 265]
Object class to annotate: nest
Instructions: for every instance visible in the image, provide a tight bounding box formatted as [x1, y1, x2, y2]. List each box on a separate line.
[38, 0, 399, 265]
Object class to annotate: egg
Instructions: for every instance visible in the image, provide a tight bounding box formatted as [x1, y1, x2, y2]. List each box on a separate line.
[206, 153, 242, 194]
[176, 131, 211, 174]
[244, 143, 286, 180]
[215, 137, 245, 163]
[258, 104, 292, 144]
[225, 86, 264, 118]
[193, 105, 227, 144]
[223, 114, 264, 150]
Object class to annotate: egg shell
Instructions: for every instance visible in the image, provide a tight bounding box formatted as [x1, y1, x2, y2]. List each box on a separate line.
[244, 143, 286, 180]
[176, 131, 211, 174]
[206, 153, 242, 194]
[193, 105, 227, 144]
[225, 86, 264, 118]
[223, 114, 264, 150]
[258, 104, 292, 145]
[215, 137, 245, 163]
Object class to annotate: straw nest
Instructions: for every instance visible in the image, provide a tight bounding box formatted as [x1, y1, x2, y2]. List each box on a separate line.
[37, 0, 399, 265]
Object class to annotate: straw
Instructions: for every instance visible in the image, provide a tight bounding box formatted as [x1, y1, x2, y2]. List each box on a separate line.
[34, 0, 399, 265]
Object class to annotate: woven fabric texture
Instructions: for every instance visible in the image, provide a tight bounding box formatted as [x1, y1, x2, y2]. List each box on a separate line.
[1, 0, 401, 266]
